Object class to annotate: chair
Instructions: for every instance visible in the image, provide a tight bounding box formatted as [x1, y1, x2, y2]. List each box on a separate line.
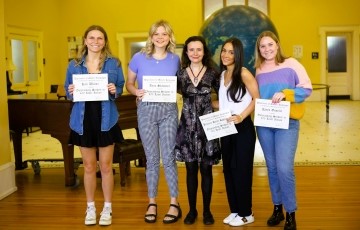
[50, 84, 58, 93]
[96, 95, 146, 186]
[114, 135, 146, 186]
[56, 84, 67, 100]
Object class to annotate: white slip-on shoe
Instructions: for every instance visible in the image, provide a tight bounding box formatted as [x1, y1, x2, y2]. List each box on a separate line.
[223, 213, 238, 224]
[229, 213, 254, 227]
[99, 207, 112, 226]
[85, 206, 96, 225]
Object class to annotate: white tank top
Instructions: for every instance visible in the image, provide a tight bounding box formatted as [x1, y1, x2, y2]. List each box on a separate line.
[219, 70, 252, 115]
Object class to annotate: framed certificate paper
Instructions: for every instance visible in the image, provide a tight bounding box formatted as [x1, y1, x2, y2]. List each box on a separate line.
[199, 110, 238, 141]
[142, 76, 177, 103]
[254, 99, 290, 129]
[72, 74, 109, 102]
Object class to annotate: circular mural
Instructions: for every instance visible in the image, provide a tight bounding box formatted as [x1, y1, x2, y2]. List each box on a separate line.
[200, 5, 278, 74]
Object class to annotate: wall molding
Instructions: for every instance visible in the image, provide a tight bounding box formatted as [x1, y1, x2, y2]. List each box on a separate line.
[0, 162, 17, 200]
[116, 32, 147, 73]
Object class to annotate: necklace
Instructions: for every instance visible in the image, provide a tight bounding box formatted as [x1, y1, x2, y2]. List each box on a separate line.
[189, 65, 204, 84]
[153, 52, 167, 64]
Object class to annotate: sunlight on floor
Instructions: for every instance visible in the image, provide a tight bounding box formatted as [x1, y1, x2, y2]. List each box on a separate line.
[9, 100, 360, 168]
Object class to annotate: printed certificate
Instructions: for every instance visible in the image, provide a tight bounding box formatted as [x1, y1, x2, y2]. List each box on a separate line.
[199, 110, 238, 141]
[142, 76, 177, 103]
[72, 74, 109, 102]
[254, 99, 290, 129]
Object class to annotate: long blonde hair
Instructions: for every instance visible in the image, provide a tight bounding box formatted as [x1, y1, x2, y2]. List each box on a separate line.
[254, 31, 287, 69]
[75, 25, 119, 69]
[141, 20, 176, 57]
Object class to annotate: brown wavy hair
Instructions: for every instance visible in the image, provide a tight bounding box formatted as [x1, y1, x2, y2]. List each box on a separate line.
[254, 30, 287, 69]
[75, 25, 119, 69]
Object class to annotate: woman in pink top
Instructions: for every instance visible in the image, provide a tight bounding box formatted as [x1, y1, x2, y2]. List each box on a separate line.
[255, 31, 312, 230]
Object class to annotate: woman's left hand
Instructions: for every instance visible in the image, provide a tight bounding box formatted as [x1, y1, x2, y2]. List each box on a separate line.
[108, 83, 116, 95]
[272, 92, 285, 103]
[227, 114, 243, 124]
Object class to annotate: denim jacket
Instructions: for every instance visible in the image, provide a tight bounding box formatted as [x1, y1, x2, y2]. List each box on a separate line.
[64, 56, 125, 135]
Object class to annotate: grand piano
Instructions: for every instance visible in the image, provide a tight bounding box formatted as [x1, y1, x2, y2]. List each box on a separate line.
[8, 93, 139, 187]
[8, 94, 76, 186]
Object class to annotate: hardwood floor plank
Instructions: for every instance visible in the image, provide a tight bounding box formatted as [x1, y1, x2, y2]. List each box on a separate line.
[1, 165, 360, 229]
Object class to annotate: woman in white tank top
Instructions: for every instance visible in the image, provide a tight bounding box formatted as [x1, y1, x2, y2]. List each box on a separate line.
[213, 37, 259, 227]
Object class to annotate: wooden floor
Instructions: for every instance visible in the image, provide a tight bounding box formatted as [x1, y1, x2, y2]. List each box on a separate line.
[1, 165, 360, 229]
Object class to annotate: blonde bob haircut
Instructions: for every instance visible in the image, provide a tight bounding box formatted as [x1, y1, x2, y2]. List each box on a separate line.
[141, 20, 176, 57]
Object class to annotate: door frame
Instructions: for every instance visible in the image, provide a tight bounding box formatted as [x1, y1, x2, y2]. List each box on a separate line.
[319, 25, 360, 100]
[116, 32, 147, 75]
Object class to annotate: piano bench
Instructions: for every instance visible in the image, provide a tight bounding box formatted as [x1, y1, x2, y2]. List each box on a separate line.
[113, 94, 146, 186]
[113, 139, 146, 186]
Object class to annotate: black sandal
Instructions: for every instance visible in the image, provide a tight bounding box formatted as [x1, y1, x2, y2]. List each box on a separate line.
[144, 203, 157, 223]
[163, 203, 182, 224]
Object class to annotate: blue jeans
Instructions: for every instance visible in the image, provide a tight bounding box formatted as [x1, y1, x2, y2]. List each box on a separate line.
[256, 119, 299, 213]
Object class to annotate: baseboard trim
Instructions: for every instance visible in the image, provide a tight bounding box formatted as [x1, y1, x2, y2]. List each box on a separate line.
[253, 161, 360, 166]
[328, 95, 350, 100]
[0, 162, 17, 200]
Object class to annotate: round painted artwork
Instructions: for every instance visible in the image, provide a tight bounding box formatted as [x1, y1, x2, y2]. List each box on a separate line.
[200, 5, 278, 74]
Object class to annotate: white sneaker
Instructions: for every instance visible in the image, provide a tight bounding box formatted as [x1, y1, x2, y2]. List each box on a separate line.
[99, 207, 112, 226]
[223, 213, 238, 224]
[85, 206, 96, 225]
[229, 213, 254, 226]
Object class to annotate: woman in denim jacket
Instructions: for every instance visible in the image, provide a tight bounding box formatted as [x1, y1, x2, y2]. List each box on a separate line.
[64, 25, 125, 226]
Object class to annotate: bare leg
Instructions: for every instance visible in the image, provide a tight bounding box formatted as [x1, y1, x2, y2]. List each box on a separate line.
[98, 144, 114, 203]
[80, 147, 98, 202]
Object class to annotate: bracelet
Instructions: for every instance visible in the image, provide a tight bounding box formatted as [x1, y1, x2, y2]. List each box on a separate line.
[238, 114, 243, 122]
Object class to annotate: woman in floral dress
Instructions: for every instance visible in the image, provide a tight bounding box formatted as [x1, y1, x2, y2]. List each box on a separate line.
[175, 36, 221, 225]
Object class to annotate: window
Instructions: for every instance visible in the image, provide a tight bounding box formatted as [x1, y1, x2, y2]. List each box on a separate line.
[327, 36, 347, 72]
[6, 26, 44, 93]
[203, 0, 268, 20]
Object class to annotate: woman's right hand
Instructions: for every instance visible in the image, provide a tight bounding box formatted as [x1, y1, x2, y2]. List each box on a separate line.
[135, 89, 146, 100]
[68, 84, 74, 95]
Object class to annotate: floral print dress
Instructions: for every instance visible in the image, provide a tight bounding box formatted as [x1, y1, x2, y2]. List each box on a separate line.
[175, 67, 221, 165]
